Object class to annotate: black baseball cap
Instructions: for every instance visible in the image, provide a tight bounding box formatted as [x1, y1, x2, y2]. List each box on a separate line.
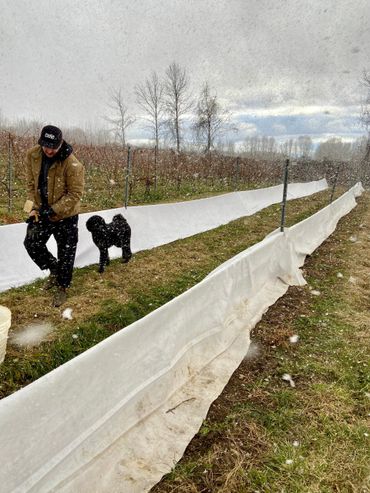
[38, 125, 63, 149]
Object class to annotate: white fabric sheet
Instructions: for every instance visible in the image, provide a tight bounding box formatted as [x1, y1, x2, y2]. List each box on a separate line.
[0, 180, 327, 292]
[0, 183, 362, 493]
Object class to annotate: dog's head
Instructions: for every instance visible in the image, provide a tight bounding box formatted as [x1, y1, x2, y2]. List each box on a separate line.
[86, 215, 107, 232]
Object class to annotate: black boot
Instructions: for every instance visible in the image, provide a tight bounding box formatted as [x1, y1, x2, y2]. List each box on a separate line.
[44, 263, 58, 290]
[52, 286, 67, 307]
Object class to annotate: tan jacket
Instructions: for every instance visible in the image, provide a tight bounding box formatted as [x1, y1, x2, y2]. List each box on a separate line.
[26, 145, 85, 220]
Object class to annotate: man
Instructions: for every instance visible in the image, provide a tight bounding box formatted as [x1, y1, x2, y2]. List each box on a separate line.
[24, 125, 85, 307]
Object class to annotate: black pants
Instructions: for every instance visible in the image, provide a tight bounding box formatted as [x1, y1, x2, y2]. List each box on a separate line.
[24, 215, 79, 288]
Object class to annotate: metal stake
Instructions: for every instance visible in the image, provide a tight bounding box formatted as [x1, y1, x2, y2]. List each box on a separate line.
[330, 164, 340, 203]
[280, 158, 289, 232]
[7, 132, 12, 213]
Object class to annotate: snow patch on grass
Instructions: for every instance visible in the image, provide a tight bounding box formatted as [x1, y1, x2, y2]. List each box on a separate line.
[10, 322, 54, 347]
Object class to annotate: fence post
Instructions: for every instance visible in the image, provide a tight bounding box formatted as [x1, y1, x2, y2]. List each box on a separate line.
[280, 158, 289, 232]
[7, 132, 13, 213]
[124, 145, 132, 209]
[330, 164, 340, 203]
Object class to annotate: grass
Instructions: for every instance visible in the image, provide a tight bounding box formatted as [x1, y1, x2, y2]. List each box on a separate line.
[151, 192, 370, 493]
[0, 179, 266, 225]
[0, 189, 335, 399]
[0, 186, 368, 491]
[0, 160, 265, 225]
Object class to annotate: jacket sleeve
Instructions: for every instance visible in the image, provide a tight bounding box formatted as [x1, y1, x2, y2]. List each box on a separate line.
[51, 159, 85, 218]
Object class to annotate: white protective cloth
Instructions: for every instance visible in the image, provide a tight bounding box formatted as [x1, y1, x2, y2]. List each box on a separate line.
[0, 180, 327, 292]
[0, 183, 363, 493]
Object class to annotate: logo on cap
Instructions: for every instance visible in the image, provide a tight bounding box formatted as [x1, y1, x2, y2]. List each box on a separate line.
[44, 133, 56, 140]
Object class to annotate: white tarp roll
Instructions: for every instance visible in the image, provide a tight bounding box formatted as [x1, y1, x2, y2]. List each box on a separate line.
[0, 180, 327, 292]
[0, 183, 363, 493]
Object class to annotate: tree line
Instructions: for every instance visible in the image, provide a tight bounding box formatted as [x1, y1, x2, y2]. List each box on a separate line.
[241, 134, 368, 162]
[1, 62, 369, 165]
[107, 62, 235, 154]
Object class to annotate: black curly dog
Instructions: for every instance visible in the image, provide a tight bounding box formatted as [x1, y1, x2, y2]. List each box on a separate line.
[86, 214, 132, 273]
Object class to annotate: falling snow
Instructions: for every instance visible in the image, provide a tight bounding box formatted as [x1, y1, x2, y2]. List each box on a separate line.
[62, 308, 73, 320]
[282, 373, 296, 388]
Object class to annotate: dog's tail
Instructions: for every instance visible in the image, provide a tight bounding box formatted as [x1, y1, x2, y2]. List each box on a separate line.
[113, 214, 128, 225]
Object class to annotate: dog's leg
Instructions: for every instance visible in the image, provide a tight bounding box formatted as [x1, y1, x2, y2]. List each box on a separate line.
[121, 240, 132, 263]
[121, 250, 132, 263]
[99, 247, 109, 273]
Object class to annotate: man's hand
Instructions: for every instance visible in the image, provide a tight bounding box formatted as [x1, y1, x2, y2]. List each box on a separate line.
[38, 206, 55, 223]
[39, 206, 55, 221]
[26, 210, 39, 224]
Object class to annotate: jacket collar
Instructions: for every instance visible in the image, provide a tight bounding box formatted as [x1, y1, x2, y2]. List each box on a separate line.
[30, 143, 73, 163]
[30, 145, 42, 159]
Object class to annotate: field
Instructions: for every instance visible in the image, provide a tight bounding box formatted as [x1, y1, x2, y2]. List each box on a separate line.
[0, 189, 337, 397]
[0, 130, 356, 225]
[0, 133, 270, 224]
[0, 138, 368, 491]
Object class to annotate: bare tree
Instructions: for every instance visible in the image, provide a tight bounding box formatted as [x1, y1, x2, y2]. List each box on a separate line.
[279, 138, 294, 158]
[194, 82, 220, 152]
[105, 89, 136, 204]
[64, 126, 89, 145]
[315, 137, 351, 161]
[194, 82, 238, 153]
[135, 72, 165, 190]
[11, 118, 42, 138]
[351, 135, 368, 161]
[135, 71, 165, 150]
[106, 88, 135, 147]
[164, 62, 192, 153]
[297, 135, 313, 159]
[242, 135, 279, 160]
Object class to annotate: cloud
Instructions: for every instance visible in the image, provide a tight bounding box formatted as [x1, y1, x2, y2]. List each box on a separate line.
[232, 104, 360, 119]
[238, 122, 258, 137]
[272, 123, 287, 135]
[0, 0, 369, 143]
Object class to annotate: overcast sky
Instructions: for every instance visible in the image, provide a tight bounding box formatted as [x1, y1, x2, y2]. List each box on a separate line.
[0, 0, 369, 145]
